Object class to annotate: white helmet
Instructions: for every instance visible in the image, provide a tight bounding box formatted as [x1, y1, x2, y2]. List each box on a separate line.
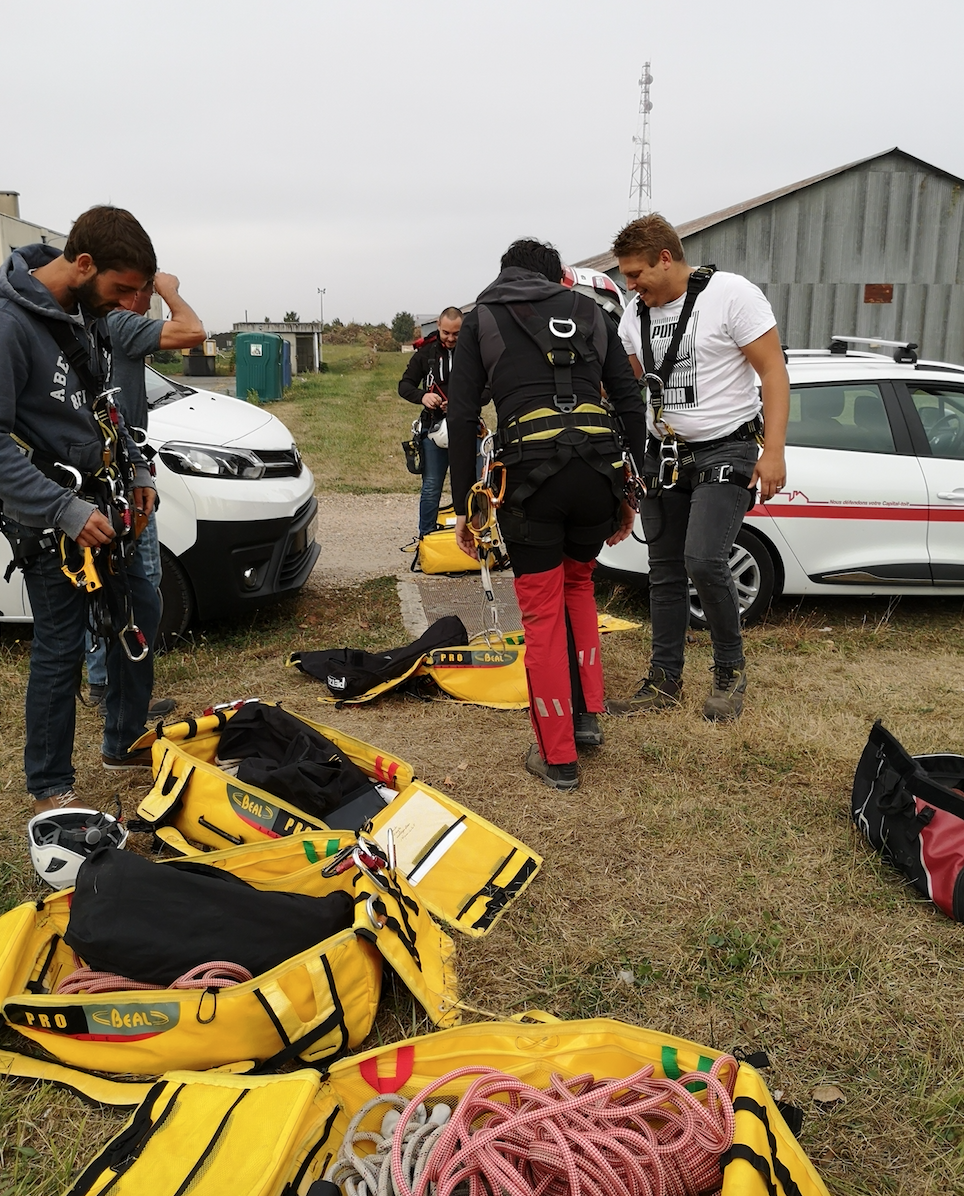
[27, 809, 129, 889]
[561, 265, 627, 322]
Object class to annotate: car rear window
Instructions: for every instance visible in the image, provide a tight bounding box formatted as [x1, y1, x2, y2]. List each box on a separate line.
[786, 384, 895, 453]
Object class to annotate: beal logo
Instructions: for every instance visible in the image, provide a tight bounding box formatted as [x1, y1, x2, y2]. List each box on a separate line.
[327, 674, 347, 691]
[227, 787, 275, 821]
[91, 1007, 172, 1031]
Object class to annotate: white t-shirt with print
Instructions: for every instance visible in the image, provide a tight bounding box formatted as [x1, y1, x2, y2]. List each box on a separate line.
[617, 271, 776, 441]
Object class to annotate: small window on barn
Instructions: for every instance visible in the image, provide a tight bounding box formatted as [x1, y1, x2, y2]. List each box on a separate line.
[787, 384, 895, 453]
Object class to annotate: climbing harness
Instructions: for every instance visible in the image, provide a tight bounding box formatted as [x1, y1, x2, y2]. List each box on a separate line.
[466, 431, 509, 645]
[4, 308, 150, 660]
[636, 264, 717, 496]
[636, 265, 764, 509]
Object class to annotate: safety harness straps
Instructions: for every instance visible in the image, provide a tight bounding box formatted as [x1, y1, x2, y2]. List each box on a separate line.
[637, 264, 717, 428]
[504, 295, 598, 414]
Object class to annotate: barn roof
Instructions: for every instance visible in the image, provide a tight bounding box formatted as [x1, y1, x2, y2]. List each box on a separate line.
[574, 148, 964, 274]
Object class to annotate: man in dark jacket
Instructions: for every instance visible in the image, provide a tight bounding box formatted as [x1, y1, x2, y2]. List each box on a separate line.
[397, 307, 462, 545]
[448, 240, 647, 792]
[0, 206, 160, 814]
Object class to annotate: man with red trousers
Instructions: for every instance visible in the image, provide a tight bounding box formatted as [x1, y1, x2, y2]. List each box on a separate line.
[448, 239, 647, 791]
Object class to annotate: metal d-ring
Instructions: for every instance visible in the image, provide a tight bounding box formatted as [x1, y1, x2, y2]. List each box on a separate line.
[548, 317, 576, 338]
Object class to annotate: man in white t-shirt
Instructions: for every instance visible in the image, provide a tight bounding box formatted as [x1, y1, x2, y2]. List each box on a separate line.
[606, 213, 789, 721]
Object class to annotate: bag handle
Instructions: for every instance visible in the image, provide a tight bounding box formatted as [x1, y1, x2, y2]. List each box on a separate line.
[253, 953, 349, 1071]
[136, 748, 194, 825]
[508, 1009, 561, 1025]
[0, 1047, 153, 1106]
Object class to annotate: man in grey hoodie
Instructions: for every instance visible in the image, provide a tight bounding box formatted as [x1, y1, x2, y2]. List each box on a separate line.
[0, 205, 160, 814]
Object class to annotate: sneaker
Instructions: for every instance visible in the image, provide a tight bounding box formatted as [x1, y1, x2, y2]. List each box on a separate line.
[399, 535, 420, 553]
[524, 744, 579, 792]
[102, 748, 154, 770]
[147, 697, 177, 719]
[605, 667, 682, 716]
[31, 788, 90, 815]
[573, 712, 604, 747]
[703, 663, 747, 721]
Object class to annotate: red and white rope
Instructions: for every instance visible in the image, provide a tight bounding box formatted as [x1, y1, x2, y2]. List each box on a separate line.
[56, 960, 253, 994]
[389, 1058, 738, 1196]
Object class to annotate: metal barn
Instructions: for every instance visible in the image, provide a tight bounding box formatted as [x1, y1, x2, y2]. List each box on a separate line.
[578, 148, 964, 363]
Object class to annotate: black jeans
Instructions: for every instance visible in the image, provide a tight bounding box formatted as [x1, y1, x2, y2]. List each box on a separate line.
[639, 439, 757, 678]
[10, 524, 159, 798]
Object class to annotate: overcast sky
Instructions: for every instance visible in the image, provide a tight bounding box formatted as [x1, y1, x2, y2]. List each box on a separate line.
[4, 0, 962, 330]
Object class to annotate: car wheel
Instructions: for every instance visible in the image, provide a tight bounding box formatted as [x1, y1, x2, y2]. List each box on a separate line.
[689, 526, 775, 630]
[157, 547, 194, 648]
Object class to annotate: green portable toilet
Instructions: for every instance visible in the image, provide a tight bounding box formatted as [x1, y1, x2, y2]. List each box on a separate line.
[236, 332, 284, 402]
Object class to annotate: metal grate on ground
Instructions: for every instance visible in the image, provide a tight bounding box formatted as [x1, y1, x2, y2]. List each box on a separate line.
[396, 572, 520, 639]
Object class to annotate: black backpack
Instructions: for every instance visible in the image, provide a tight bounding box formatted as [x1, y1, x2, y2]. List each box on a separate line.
[852, 721, 964, 919]
[65, 846, 354, 987]
[288, 615, 468, 701]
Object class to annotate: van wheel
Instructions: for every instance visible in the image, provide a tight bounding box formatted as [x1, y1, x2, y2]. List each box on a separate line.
[689, 527, 775, 629]
[157, 548, 194, 648]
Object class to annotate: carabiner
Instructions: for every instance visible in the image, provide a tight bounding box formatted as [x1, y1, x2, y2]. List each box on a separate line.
[656, 437, 679, 491]
[54, 463, 84, 492]
[642, 371, 665, 401]
[366, 895, 387, 931]
[120, 622, 149, 663]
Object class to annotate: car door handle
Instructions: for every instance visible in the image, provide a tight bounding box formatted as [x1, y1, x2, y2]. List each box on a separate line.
[936, 490, 964, 500]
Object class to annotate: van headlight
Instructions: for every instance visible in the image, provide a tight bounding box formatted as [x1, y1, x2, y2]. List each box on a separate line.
[158, 442, 265, 479]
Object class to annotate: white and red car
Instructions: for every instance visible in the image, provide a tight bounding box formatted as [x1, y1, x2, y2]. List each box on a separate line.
[597, 337, 964, 623]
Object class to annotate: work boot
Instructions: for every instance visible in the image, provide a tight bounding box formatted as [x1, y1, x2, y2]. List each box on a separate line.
[524, 744, 579, 792]
[703, 663, 748, 721]
[102, 748, 154, 771]
[147, 698, 177, 719]
[573, 712, 605, 747]
[31, 789, 90, 816]
[605, 668, 682, 716]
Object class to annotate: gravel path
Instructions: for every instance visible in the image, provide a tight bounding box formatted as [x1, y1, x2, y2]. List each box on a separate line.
[304, 492, 428, 589]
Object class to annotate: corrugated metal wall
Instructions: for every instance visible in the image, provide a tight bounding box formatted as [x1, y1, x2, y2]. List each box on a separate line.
[677, 153, 964, 362]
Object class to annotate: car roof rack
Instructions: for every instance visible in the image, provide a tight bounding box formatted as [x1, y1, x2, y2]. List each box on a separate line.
[829, 335, 918, 364]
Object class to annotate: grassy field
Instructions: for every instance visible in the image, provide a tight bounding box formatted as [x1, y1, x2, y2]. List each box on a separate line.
[282, 344, 421, 494]
[3, 348, 964, 1193]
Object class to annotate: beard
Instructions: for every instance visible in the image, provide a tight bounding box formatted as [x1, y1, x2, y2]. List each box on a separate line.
[71, 275, 116, 318]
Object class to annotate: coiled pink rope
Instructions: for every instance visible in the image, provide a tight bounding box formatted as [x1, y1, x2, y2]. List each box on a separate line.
[390, 1058, 737, 1196]
[56, 960, 253, 994]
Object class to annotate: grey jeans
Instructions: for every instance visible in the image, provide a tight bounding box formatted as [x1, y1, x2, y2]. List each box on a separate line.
[639, 438, 758, 678]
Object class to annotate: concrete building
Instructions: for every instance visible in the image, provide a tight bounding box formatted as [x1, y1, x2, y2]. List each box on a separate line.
[577, 148, 964, 363]
[232, 321, 323, 373]
[0, 191, 66, 259]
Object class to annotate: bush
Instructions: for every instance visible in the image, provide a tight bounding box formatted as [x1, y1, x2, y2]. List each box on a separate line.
[391, 311, 416, 343]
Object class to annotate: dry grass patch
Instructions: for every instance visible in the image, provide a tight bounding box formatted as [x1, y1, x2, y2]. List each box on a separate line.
[3, 459, 964, 1188]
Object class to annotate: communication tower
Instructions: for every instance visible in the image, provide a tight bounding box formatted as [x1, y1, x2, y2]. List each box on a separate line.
[628, 63, 653, 221]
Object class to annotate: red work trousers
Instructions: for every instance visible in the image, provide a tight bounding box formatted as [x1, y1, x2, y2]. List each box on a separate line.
[513, 557, 604, 764]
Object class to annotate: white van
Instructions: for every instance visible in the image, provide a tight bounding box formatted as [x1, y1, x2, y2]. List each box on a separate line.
[0, 367, 319, 641]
